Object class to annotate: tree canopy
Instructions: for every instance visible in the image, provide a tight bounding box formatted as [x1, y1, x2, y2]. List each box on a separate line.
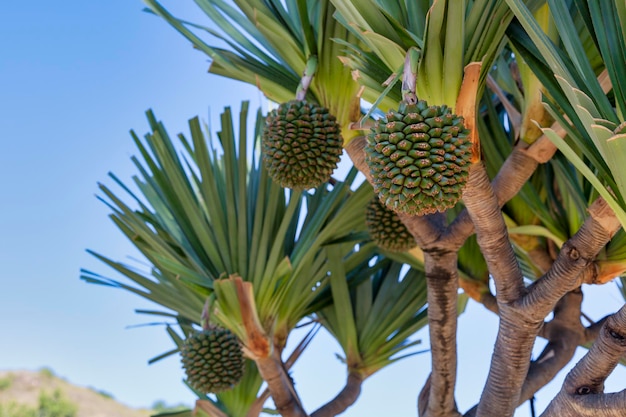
[82, 1, 626, 416]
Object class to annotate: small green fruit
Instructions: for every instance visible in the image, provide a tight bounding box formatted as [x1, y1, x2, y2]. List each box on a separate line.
[366, 196, 416, 252]
[365, 100, 472, 216]
[180, 326, 245, 393]
[262, 100, 343, 190]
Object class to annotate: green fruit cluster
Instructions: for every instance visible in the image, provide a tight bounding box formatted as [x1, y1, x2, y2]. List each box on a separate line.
[365, 100, 472, 216]
[262, 100, 343, 190]
[366, 196, 417, 252]
[180, 327, 245, 394]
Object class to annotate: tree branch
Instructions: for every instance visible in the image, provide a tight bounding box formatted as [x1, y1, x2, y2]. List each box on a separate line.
[465, 289, 612, 414]
[249, 325, 321, 417]
[310, 372, 364, 417]
[523, 198, 622, 321]
[444, 135, 557, 250]
[486, 74, 522, 140]
[519, 290, 584, 403]
[343, 135, 373, 185]
[540, 304, 626, 416]
[420, 250, 462, 417]
[232, 277, 308, 417]
[196, 400, 229, 417]
[462, 162, 526, 303]
[418, 374, 431, 417]
[247, 390, 272, 417]
[398, 211, 448, 249]
[583, 316, 609, 343]
[470, 197, 620, 417]
[255, 351, 307, 417]
[462, 161, 543, 417]
[475, 312, 543, 417]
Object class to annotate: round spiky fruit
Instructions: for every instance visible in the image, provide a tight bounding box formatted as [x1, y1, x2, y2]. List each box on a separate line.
[180, 326, 245, 394]
[262, 100, 343, 190]
[366, 196, 417, 252]
[365, 100, 472, 216]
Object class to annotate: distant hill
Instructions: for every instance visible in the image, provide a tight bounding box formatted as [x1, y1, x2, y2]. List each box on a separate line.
[0, 369, 153, 417]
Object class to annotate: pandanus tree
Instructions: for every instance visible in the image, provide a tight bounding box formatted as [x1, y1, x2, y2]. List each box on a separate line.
[83, 1, 626, 417]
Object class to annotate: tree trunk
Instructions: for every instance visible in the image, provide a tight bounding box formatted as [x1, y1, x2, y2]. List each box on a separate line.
[421, 251, 462, 417]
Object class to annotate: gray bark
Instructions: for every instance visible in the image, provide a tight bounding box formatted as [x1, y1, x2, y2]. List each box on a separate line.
[541, 305, 626, 416]
[420, 251, 463, 417]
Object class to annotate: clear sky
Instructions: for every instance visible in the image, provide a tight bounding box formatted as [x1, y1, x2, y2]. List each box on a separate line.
[1, 1, 625, 416]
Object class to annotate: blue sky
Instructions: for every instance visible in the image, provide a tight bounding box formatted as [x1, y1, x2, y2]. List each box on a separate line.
[1, 1, 625, 416]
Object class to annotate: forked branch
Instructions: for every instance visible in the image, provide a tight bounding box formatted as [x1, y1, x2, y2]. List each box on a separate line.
[255, 352, 307, 417]
[444, 135, 557, 250]
[233, 277, 307, 417]
[540, 304, 626, 416]
[471, 197, 621, 417]
[249, 325, 321, 417]
[519, 290, 585, 403]
[523, 198, 622, 321]
[463, 161, 538, 417]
